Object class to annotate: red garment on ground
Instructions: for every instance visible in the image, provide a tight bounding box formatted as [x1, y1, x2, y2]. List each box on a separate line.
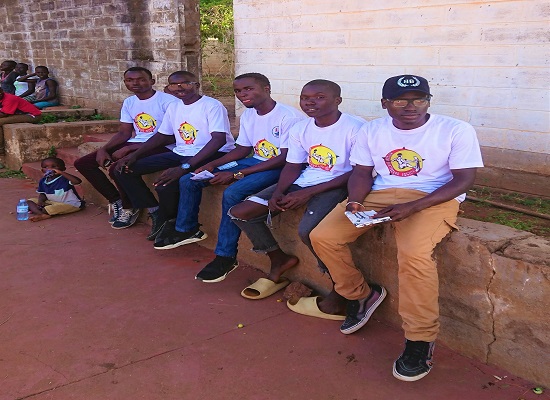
[0, 93, 41, 116]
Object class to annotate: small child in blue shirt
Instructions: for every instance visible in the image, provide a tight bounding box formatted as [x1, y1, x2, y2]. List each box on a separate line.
[27, 157, 84, 222]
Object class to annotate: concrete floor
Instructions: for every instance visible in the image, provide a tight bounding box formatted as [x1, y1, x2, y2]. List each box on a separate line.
[1, 177, 546, 400]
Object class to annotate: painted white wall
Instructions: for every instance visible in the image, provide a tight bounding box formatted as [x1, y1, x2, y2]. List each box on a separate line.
[234, 0, 550, 154]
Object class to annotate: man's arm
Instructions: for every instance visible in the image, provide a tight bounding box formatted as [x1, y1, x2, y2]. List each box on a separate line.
[346, 165, 374, 213]
[117, 131, 175, 170]
[275, 170, 352, 211]
[375, 168, 478, 221]
[41, 80, 58, 102]
[18, 80, 36, 98]
[153, 131, 227, 187]
[95, 123, 135, 167]
[208, 148, 288, 186]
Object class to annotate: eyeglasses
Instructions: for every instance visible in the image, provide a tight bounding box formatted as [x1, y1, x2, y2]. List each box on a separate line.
[386, 98, 431, 107]
[167, 82, 197, 90]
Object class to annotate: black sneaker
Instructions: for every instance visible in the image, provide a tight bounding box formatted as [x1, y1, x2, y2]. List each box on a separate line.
[146, 210, 165, 241]
[340, 284, 386, 334]
[108, 201, 123, 225]
[393, 340, 435, 382]
[195, 256, 238, 283]
[153, 223, 208, 250]
[112, 208, 140, 229]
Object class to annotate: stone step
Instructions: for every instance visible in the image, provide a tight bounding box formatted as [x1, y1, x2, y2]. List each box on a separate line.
[56, 147, 81, 166]
[41, 107, 97, 119]
[83, 132, 117, 143]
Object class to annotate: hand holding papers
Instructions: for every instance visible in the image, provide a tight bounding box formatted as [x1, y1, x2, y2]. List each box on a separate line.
[190, 170, 215, 181]
[344, 210, 391, 228]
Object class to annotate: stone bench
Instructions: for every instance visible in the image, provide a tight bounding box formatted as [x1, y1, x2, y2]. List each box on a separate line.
[3, 120, 120, 170]
[195, 186, 549, 387]
[23, 138, 549, 387]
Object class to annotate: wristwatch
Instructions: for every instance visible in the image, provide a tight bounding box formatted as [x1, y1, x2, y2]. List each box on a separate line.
[181, 162, 191, 171]
[233, 171, 245, 180]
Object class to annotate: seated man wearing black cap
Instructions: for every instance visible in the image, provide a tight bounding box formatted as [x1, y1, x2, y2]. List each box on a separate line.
[304, 75, 484, 381]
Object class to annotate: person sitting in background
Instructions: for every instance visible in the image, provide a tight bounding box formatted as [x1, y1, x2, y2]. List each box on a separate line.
[0, 87, 41, 154]
[14, 63, 37, 98]
[0, 60, 18, 95]
[27, 157, 84, 222]
[21, 66, 59, 109]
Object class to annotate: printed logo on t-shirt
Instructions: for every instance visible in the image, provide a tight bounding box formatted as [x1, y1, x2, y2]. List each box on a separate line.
[178, 121, 197, 144]
[383, 148, 424, 177]
[308, 144, 337, 171]
[135, 113, 157, 133]
[271, 126, 280, 138]
[254, 139, 279, 159]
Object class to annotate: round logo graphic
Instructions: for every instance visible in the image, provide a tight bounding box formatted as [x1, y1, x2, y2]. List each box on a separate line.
[271, 126, 280, 138]
[254, 139, 279, 159]
[135, 113, 157, 133]
[308, 144, 337, 171]
[178, 122, 197, 144]
[383, 148, 424, 177]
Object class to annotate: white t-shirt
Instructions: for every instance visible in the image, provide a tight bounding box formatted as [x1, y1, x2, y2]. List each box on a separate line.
[236, 102, 304, 161]
[350, 114, 484, 202]
[120, 91, 178, 143]
[159, 95, 234, 156]
[287, 113, 366, 187]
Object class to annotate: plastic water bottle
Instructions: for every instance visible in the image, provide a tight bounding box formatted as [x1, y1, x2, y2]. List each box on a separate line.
[17, 199, 29, 221]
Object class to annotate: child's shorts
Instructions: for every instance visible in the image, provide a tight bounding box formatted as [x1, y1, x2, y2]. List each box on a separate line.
[28, 198, 81, 216]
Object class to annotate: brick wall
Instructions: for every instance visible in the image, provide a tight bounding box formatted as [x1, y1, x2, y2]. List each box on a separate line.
[234, 0, 550, 178]
[0, 0, 200, 115]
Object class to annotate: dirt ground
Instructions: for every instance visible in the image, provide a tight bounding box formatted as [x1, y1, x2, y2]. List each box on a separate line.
[462, 186, 550, 238]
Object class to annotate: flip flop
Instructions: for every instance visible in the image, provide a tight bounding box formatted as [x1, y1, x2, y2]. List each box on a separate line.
[287, 296, 346, 321]
[241, 277, 290, 300]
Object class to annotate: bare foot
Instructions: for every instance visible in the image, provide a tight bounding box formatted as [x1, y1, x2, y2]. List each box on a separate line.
[30, 214, 51, 222]
[266, 249, 299, 283]
[317, 290, 347, 316]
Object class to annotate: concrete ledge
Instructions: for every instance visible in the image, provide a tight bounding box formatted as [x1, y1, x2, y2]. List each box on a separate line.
[41, 107, 98, 119]
[195, 187, 550, 387]
[69, 144, 549, 386]
[4, 120, 120, 170]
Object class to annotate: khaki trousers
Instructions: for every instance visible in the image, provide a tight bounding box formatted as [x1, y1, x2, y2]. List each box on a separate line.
[310, 188, 459, 341]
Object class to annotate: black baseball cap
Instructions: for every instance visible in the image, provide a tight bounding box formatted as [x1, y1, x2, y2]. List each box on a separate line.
[382, 75, 431, 99]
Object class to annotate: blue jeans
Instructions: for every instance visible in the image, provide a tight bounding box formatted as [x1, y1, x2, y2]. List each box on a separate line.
[176, 157, 282, 258]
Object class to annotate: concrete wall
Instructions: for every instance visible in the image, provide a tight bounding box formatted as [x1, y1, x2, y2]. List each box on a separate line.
[233, 0, 550, 194]
[0, 0, 200, 114]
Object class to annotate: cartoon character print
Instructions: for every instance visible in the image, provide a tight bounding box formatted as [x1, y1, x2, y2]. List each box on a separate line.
[383, 148, 424, 177]
[308, 144, 337, 172]
[254, 139, 279, 159]
[134, 113, 157, 133]
[178, 122, 197, 144]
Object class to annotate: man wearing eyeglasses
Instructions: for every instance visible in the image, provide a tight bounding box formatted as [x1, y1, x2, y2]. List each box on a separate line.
[306, 75, 484, 382]
[113, 70, 234, 238]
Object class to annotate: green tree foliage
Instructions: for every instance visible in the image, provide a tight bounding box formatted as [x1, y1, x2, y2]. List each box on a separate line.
[200, 0, 234, 45]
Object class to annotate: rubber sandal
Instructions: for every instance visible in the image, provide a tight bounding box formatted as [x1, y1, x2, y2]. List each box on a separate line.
[241, 277, 290, 300]
[287, 296, 346, 321]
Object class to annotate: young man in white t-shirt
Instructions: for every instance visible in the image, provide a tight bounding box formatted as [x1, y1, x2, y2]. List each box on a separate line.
[228, 79, 366, 300]
[309, 75, 484, 382]
[153, 73, 305, 283]
[74, 67, 178, 228]
[113, 70, 234, 237]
